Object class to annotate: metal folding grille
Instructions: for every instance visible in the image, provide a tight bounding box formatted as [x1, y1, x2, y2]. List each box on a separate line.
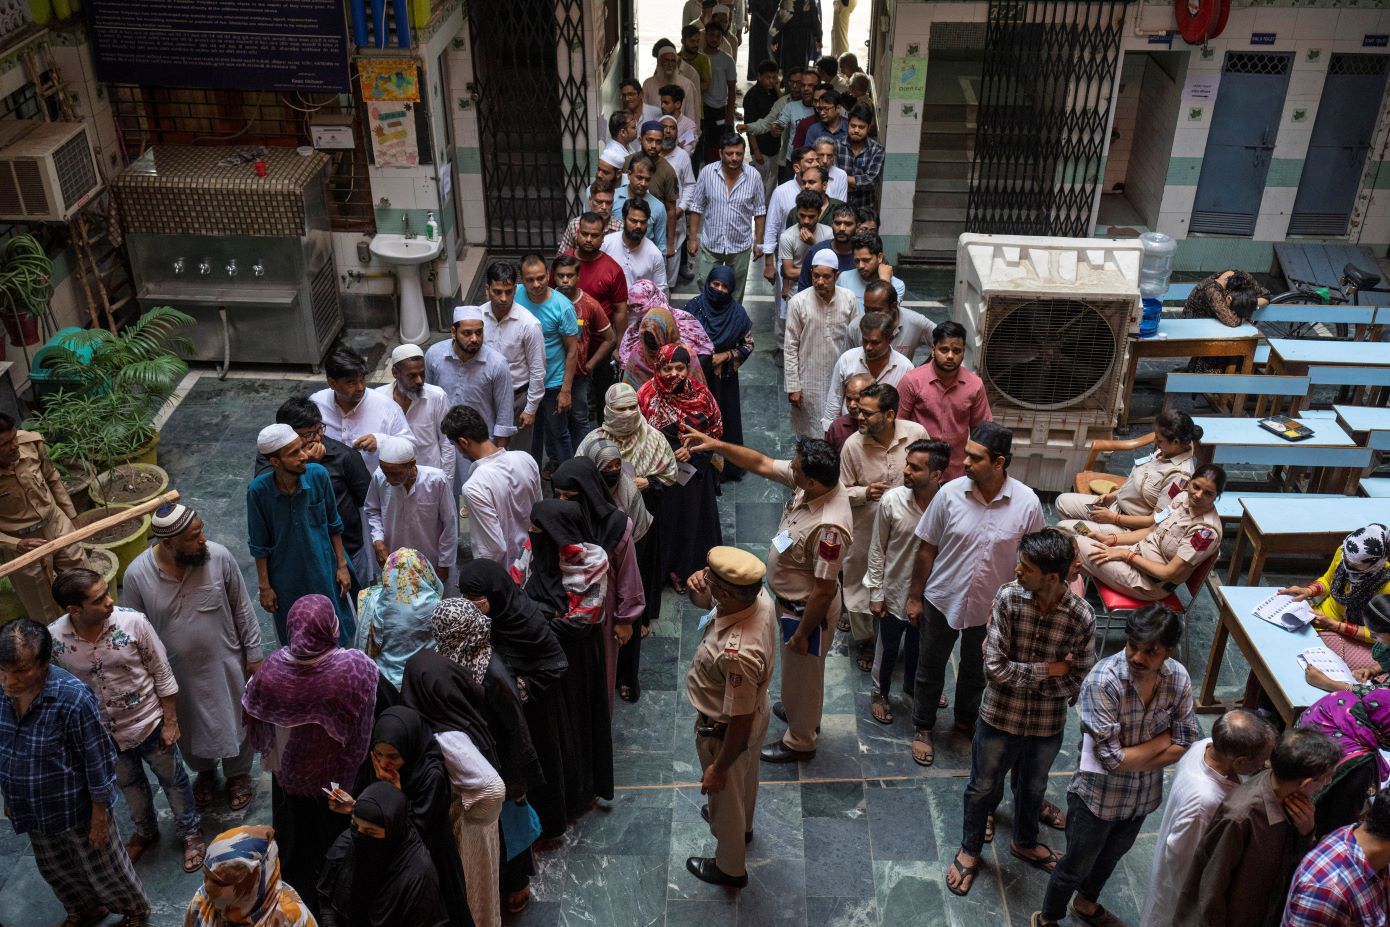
[1224, 53, 1292, 76]
[980, 294, 1126, 412]
[467, 0, 589, 251]
[965, 0, 1126, 238]
[1328, 53, 1388, 78]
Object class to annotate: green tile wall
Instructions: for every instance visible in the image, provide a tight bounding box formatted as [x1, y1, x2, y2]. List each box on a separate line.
[1174, 237, 1276, 274]
[455, 146, 482, 174]
[373, 207, 438, 235]
[1265, 158, 1304, 188]
[1166, 157, 1202, 186]
[883, 152, 918, 184]
[882, 234, 910, 264]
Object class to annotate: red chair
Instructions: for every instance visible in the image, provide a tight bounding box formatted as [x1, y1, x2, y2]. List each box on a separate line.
[1089, 554, 1218, 663]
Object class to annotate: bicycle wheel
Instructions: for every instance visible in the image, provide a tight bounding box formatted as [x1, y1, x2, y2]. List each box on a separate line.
[1260, 290, 1349, 340]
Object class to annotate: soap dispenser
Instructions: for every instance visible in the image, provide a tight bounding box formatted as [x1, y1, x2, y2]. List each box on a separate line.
[425, 211, 439, 242]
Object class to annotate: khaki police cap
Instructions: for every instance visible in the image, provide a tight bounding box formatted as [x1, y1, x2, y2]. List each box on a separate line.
[707, 546, 765, 587]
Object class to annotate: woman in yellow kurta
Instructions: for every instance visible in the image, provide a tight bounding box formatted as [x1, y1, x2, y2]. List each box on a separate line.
[1280, 523, 1390, 672]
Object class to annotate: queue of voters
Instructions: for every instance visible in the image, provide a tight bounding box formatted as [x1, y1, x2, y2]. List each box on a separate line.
[2, 4, 1390, 927]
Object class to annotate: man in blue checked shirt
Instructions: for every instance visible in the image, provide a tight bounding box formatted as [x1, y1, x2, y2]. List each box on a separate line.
[0, 618, 151, 926]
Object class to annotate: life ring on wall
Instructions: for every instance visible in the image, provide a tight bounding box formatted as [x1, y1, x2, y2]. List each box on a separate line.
[1175, 0, 1231, 45]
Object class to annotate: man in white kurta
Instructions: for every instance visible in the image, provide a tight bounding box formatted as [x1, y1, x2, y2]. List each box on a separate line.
[784, 250, 857, 437]
[365, 437, 459, 584]
[1139, 711, 1275, 927]
[374, 343, 457, 482]
[839, 386, 929, 663]
[310, 356, 410, 476]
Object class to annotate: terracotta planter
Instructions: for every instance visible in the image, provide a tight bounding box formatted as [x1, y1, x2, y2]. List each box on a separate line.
[90, 463, 169, 508]
[73, 504, 151, 583]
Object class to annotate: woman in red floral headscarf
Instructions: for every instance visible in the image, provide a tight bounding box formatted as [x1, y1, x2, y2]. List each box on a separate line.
[636, 343, 724, 591]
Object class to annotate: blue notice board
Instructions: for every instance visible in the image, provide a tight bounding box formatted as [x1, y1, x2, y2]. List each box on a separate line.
[85, 0, 350, 93]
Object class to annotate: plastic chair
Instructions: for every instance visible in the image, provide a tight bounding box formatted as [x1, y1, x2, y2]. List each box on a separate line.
[1073, 432, 1155, 495]
[1089, 554, 1217, 665]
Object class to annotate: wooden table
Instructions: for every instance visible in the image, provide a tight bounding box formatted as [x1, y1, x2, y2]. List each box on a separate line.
[1198, 582, 1333, 723]
[1226, 496, 1390, 586]
[1265, 339, 1390, 413]
[1194, 414, 1370, 493]
[1333, 404, 1390, 491]
[1120, 320, 1261, 428]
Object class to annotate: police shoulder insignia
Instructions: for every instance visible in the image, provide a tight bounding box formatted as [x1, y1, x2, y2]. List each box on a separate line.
[817, 527, 842, 561]
[1168, 479, 1188, 499]
[1190, 526, 1214, 552]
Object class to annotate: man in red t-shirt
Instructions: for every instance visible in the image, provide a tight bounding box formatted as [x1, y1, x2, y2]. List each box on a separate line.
[564, 212, 629, 417]
[553, 254, 615, 442]
[897, 320, 991, 480]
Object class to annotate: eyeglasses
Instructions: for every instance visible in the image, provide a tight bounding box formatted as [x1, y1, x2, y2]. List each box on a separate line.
[295, 425, 324, 441]
[854, 407, 881, 418]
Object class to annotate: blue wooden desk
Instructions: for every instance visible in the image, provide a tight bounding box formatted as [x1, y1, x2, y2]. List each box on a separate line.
[1362, 478, 1390, 498]
[1122, 320, 1261, 427]
[1194, 415, 1369, 471]
[1198, 583, 1329, 723]
[1227, 497, 1390, 586]
[1160, 282, 1196, 304]
[1333, 404, 1390, 490]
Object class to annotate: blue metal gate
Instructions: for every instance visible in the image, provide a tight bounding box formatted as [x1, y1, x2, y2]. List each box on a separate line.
[1287, 54, 1390, 237]
[1190, 52, 1293, 236]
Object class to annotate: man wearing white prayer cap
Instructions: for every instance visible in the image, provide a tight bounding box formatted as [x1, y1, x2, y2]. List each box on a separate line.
[423, 303, 517, 475]
[374, 342, 457, 485]
[783, 244, 858, 436]
[246, 422, 355, 645]
[365, 434, 459, 583]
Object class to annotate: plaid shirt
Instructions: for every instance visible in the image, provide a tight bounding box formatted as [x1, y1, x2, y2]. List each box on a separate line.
[0, 666, 118, 835]
[836, 136, 885, 210]
[1282, 825, 1389, 927]
[981, 582, 1096, 737]
[1069, 651, 1201, 821]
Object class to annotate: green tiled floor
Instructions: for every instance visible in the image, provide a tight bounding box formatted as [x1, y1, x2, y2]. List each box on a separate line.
[0, 265, 1284, 927]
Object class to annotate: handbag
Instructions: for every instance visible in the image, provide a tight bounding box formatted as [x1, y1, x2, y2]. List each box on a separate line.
[499, 798, 541, 860]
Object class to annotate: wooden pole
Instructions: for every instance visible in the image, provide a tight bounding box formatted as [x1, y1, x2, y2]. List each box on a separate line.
[0, 490, 180, 580]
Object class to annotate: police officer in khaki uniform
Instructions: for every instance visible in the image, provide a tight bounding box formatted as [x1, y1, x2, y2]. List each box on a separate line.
[0, 415, 84, 620]
[683, 546, 778, 887]
[1076, 464, 1226, 601]
[684, 426, 852, 763]
[1056, 410, 1201, 533]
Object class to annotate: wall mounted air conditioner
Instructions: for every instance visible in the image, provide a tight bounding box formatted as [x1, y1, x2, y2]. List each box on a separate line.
[0, 119, 102, 222]
[954, 233, 1144, 492]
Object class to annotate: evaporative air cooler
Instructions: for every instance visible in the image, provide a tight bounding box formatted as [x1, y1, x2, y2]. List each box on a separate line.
[954, 234, 1144, 492]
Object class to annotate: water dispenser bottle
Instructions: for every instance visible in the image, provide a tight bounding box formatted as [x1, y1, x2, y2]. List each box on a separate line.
[1137, 231, 1175, 337]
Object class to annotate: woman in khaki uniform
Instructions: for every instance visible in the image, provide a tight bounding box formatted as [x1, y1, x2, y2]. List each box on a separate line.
[1075, 464, 1226, 601]
[1056, 410, 1201, 534]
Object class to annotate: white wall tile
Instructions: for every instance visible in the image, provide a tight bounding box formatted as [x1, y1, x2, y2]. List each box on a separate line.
[1252, 8, 1299, 39]
[1285, 70, 1324, 102]
[1170, 127, 1207, 158]
[1338, 10, 1382, 41]
[1253, 212, 1288, 241]
[1294, 9, 1337, 41]
[1159, 185, 1196, 216]
[1260, 187, 1298, 217]
[370, 176, 419, 210]
[1156, 211, 1190, 239]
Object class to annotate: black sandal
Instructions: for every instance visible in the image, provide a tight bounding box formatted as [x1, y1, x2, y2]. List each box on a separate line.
[945, 852, 979, 897]
[618, 681, 641, 703]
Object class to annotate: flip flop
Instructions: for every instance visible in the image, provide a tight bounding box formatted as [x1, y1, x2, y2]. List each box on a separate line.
[192, 773, 216, 810]
[1031, 914, 1061, 927]
[984, 813, 994, 844]
[1009, 841, 1060, 873]
[1039, 799, 1066, 830]
[911, 729, 934, 767]
[57, 907, 108, 927]
[945, 852, 979, 897]
[869, 691, 892, 725]
[836, 615, 851, 632]
[506, 888, 532, 915]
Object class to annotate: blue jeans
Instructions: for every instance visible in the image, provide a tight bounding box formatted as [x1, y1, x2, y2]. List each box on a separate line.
[1040, 792, 1146, 921]
[531, 385, 575, 468]
[567, 373, 593, 444]
[960, 719, 1063, 855]
[115, 722, 201, 839]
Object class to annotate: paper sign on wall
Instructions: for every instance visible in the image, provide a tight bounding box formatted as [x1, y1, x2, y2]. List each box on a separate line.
[1182, 74, 1220, 101]
[360, 59, 421, 101]
[368, 101, 419, 167]
[891, 56, 927, 101]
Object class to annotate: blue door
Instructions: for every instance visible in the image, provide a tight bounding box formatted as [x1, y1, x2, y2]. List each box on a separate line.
[1190, 52, 1294, 236]
[1288, 54, 1390, 237]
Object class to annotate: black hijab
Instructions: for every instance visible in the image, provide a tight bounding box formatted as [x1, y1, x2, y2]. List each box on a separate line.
[367, 706, 449, 799]
[321, 782, 446, 927]
[400, 649, 499, 768]
[455, 560, 567, 695]
[552, 457, 629, 551]
[525, 499, 591, 617]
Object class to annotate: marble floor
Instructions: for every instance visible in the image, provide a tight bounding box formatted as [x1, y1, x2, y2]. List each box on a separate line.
[0, 265, 1300, 927]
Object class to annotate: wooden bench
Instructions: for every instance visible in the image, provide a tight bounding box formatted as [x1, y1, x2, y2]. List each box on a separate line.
[1164, 372, 1309, 419]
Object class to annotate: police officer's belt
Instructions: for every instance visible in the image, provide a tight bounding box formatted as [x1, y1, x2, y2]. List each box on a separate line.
[13, 517, 47, 536]
[775, 596, 805, 616]
[696, 713, 728, 739]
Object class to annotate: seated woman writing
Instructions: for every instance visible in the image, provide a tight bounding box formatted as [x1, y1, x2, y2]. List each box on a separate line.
[1303, 593, 1390, 696]
[1074, 464, 1225, 600]
[1279, 524, 1390, 673]
[1056, 409, 1200, 534]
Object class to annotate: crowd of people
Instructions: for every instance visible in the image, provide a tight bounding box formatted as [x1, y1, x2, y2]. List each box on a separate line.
[1, 10, 1389, 927]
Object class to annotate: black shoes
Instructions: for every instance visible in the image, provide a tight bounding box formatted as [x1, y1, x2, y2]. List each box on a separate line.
[759, 741, 815, 763]
[686, 856, 748, 887]
[700, 803, 752, 843]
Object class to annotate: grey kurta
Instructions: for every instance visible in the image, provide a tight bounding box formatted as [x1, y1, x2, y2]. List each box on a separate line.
[120, 540, 262, 759]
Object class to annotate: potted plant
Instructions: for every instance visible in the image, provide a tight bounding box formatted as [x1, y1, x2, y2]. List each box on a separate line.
[0, 233, 53, 347]
[72, 503, 151, 581]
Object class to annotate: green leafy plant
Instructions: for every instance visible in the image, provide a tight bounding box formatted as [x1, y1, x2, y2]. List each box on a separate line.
[26, 306, 194, 475]
[0, 234, 54, 334]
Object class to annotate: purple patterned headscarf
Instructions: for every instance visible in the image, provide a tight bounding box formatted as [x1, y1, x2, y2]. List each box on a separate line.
[1297, 685, 1390, 783]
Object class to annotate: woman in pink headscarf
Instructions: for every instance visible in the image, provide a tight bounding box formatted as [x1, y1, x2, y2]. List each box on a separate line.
[619, 279, 714, 388]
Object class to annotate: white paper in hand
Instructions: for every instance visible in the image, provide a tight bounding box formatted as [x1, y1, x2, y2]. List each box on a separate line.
[1296, 646, 1355, 685]
[674, 461, 698, 485]
[1080, 734, 1107, 774]
[1252, 593, 1315, 631]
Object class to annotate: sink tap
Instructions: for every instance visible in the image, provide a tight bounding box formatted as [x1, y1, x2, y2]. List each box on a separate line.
[172, 257, 185, 275]
[198, 259, 211, 276]
[226, 258, 238, 278]
[402, 213, 416, 239]
[252, 260, 265, 278]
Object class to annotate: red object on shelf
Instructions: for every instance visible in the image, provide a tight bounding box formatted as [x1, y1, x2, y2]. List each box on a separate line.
[1175, 0, 1230, 44]
[255, 159, 267, 177]
[2, 313, 40, 346]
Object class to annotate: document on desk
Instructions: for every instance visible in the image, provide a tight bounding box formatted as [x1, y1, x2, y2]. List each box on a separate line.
[1252, 593, 1316, 631]
[1295, 647, 1356, 686]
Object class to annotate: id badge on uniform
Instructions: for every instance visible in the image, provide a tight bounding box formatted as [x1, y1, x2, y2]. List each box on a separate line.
[697, 608, 717, 632]
[772, 530, 793, 553]
[1133, 452, 1155, 466]
[1153, 508, 1171, 524]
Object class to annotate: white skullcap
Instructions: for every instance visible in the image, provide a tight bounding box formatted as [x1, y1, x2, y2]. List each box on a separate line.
[711, 3, 730, 13]
[257, 423, 299, 455]
[390, 343, 424, 366]
[378, 436, 416, 465]
[150, 502, 195, 538]
[658, 114, 677, 124]
[452, 304, 485, 325]
[810, 249, 840, 269]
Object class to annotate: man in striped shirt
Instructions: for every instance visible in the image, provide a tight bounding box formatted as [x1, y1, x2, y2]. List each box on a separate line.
[686, 132, 766, 302]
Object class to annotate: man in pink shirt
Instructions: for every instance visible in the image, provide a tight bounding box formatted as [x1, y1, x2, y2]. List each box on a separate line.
[897, 320, 991, 481]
